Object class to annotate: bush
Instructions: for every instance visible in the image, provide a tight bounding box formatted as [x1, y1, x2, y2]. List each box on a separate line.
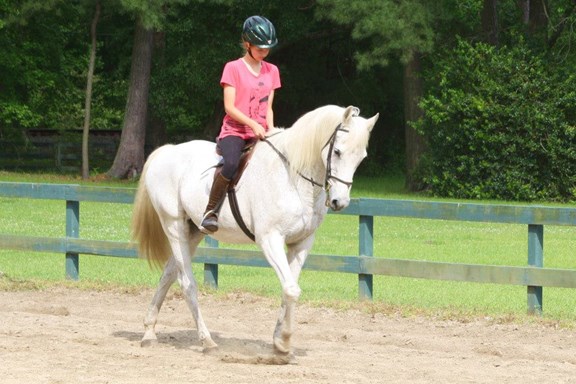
[415, 38, 576, 202]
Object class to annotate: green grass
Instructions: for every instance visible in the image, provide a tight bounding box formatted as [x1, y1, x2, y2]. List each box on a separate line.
[1, 171, 576, 324]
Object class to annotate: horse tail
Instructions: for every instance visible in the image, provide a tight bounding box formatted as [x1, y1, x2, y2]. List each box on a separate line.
[131, 152, 171, 270]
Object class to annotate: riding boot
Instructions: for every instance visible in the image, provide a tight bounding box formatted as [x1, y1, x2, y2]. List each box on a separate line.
[199, 173, 230, 234]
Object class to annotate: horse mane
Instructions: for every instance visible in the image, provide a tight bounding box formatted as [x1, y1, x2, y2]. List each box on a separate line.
[271, 105, 350, 177]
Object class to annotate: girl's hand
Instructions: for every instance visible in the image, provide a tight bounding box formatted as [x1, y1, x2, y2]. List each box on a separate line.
[251, 123, 267, 139]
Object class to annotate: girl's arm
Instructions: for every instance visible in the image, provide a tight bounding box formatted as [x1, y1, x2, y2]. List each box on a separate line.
[265, 90, 275, 129]
[223, 85, 266, 139]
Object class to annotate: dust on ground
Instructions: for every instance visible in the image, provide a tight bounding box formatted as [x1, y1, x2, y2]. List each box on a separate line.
[1, 287, 575, 383]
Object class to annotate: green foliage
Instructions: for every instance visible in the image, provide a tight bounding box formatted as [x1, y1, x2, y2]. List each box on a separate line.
[147, 0, 400, 157]
[1, 0, 401, 175]
[416, 38, 576, 201]
[148, 1, 239, 137]
[316, 0, 437, 68]
[0, 1, 128, 133]
[118, 0, 234, 30]
[0, 102, 40, 132]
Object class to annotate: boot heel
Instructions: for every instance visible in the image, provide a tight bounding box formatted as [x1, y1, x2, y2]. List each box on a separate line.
[200, 173, 230, 234]
[200, 211, 219, 234]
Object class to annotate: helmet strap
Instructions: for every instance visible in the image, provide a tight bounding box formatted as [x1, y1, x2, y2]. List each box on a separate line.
[247, 44, 255, 60]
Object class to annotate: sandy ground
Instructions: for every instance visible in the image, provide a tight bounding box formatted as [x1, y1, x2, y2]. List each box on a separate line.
[1, 287, 576, 384]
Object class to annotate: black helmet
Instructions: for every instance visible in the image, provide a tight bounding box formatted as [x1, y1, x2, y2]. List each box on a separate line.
[242, 16, 278, 48]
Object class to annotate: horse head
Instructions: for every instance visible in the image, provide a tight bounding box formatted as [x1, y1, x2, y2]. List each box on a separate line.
[322, 106, 379, 211]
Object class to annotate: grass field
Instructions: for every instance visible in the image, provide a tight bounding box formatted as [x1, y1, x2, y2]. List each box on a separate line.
[1, 170, 576, 324]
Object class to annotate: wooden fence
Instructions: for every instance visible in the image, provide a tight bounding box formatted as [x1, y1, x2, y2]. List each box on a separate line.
[0, 131, 119, 172]
[1, 181, 575, 315]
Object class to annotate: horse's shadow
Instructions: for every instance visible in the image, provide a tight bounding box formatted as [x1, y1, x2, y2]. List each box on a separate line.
[113, 329, 306, 364]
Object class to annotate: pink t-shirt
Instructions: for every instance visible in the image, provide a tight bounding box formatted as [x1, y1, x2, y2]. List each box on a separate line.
[218, 58, 281, 140]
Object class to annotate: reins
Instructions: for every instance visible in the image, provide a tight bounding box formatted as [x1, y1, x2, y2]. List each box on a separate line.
[219, 109, 361, 242]
[262, 136, 323, 188]
[201, 125, 350, 243]
[263, 123, 353, 206]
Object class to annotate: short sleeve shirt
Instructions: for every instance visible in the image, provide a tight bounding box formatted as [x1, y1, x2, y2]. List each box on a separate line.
[218, 58, 281, 140]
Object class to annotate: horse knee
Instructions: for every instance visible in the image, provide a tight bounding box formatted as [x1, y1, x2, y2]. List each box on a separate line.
[283, 284, 301, 302]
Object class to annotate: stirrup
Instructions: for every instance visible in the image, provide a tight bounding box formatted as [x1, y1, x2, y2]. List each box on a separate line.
[199, 210, 219, 234]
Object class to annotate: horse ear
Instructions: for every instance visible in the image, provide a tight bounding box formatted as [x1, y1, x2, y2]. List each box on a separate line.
[366, 113, 379, 132]
[343, 106, 360, 122]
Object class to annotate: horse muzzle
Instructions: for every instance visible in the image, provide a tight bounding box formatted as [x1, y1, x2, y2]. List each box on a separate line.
[326, 196, 350, 211]
[324, 177, 352, 211]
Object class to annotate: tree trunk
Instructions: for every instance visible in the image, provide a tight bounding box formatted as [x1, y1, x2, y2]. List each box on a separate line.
[107, 17, 153, 179]
[82, 1, 100, 179]
[403, 52, 425, 191]
[517, 0, 530, 25]
[528, 0, 548, 46]
[518, 0, 549, 45]
[481, 0, 499, 45]
[145, 30, 167, 157]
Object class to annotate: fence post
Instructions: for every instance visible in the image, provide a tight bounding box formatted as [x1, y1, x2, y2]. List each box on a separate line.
[358, 214, 374, 300]
[65, 200, 80, 280]
[204, 236, 219, 289]
[527, 224, 544, 315]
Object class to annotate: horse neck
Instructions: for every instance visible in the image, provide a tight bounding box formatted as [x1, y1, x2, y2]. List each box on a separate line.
[276, 117, 336, 177]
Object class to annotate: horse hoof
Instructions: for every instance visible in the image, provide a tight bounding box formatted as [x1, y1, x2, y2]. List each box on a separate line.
[273, 338, 290, 355]
[202, 338, 218, 354]
[141, 338, 158, 348]
[202, 344, 219, 355]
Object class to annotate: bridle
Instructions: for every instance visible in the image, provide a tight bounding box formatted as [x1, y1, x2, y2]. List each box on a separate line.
[323, 124, 353, 194]
[263, 123, 353, 207]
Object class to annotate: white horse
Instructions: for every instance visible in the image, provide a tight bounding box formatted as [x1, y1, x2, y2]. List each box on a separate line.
[131, 105, 378, 356]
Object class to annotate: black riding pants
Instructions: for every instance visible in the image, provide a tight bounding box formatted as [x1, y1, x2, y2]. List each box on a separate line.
[217, 135, 249, 180]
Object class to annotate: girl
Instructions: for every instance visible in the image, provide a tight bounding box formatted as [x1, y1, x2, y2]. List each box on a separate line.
[200, 15, 281, 234]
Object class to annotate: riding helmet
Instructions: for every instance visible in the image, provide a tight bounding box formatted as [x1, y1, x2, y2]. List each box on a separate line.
[242, 16, 278, 48]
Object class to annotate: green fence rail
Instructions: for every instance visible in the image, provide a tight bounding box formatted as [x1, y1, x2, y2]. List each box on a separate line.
[1, 182, 575, 315]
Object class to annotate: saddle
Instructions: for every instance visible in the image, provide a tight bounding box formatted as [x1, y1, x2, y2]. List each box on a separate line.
[212, 141, 256, 241]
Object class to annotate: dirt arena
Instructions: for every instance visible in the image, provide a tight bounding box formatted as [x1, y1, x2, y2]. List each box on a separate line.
[1, 287, 575, 384]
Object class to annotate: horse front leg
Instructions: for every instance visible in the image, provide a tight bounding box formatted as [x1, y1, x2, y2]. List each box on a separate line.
[259, 233, 302, 355]
[272, 237, 313, 354]
[141, 257, 178, 347]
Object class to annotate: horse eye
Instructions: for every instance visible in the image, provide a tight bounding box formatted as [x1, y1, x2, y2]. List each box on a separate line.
[334, 149, 342, 157]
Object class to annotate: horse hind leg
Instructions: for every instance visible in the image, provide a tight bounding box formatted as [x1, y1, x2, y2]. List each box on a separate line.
[174, 224, 218, 351]
[142, 220, 217, 352]
[141, 257, 178, 347]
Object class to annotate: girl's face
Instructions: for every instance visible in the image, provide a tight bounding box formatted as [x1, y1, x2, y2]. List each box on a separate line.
[246, 44, 270, 61]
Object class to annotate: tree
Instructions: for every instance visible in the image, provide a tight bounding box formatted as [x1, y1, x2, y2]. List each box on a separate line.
[414, 0, 576, 201]
[106, 16, 153, 178]
[105, 0, 164, 179]
[415, 39, 576, 201]
[82, 1, 101, 179]
[106, 0, 233, 178]
[527, 0, 548, 43]
[315, 0, 440, 190]
[2, 0, 402, 176]
[548, 1, 576, 51]
[0, 1, 87, 135]
[481, 0, 499, 45]
[0, 0, 129, 175]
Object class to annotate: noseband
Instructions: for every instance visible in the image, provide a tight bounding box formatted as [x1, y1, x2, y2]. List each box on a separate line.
[263, 123, 353, 207]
